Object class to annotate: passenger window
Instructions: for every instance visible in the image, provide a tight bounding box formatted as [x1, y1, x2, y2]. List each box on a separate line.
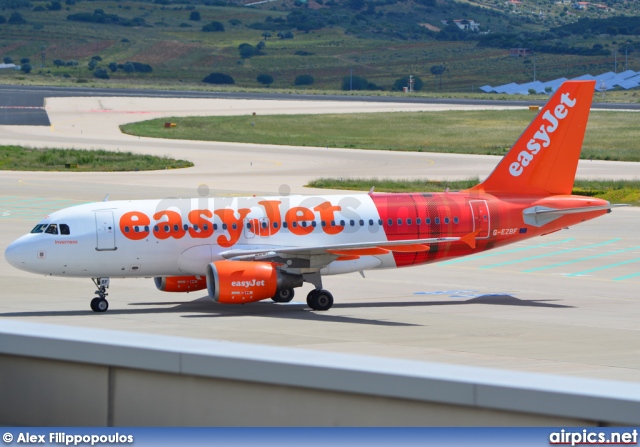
[194, 224, 200, 231]
[435, 218, 440, 225]
[426, 218, 431, 224]
[183, 224, 189, 231]
[397, 219, 402, 225]
[134, 226, 139, 233]
[222, 224, 227, 230]
[378, 219, 383, 225]
[30, 224, 48, 234]
[340, 220, 345, 226]
[321, 221, 326, 227]
[283, 222, 288, 229]
[164, 225, 170, 232]
[232, 223, 237, 230]
[145, 226, 149, 232]
[60, 224, 70, 235]
[368, 219, 374, 226]
[407, 218, 412, 225]
[312, 221, 317, 228]
[262, 222, 267, 229]
[444, 217, 450, 224]
[124, 226, 130, 233]
[213, 224, 218, 231]
[301, 221, 307, 228]
[388, 219, 393, 226]
[350, 220, 355, 227]
[203, 224, 209, 231]
[273, 222, 279, 229]
[292, 222, 298, 228]
[45, 224, 58, 234]
[331, 220, 336, 227]
[154, 225, 159, 232]
[359, 220, 364, 226]
[416, 218, 421, 225]
[454, 217, 459, 224]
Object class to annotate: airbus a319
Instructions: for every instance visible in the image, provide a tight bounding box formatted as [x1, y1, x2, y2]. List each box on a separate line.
[5, 80, 619, 312]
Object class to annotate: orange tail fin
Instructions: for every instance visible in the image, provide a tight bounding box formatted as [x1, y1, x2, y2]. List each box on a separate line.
[469, 80, 596, 196]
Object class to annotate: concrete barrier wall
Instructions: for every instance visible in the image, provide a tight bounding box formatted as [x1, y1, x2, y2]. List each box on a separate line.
[1, 321, 639, 426]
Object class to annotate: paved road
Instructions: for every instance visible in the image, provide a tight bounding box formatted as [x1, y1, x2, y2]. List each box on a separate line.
[2, 84, 640, 126]
[1, 91, 640, 384]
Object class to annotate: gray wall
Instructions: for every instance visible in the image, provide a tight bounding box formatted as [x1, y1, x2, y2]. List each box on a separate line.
[1, 321, 639, 426]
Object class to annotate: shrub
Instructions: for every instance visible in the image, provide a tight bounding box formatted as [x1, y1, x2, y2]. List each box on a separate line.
[294, 74, 314, 86]
[93, 68, 110, 79]
[20, 57, 30, 64]
[108, 62, 117, 72]
[3, 56, 13, 64]
[8, 12, 27, 24]
[239, 43, 256, 58]
[189, 11, 200, 21]
[48, 1, 62, 10]
[202, 21, 224, 32]
[20, 63, 32, 73]
[256, 73, 274, 86]
[202, 72, 234, 84]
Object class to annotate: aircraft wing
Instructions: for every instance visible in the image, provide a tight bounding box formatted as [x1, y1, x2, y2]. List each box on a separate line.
[219, 232, 479, 263]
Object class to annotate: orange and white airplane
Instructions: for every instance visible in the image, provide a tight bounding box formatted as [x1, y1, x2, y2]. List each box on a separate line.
[4, 80, 619, 312]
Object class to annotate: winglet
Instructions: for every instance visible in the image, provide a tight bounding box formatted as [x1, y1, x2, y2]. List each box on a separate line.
[468, 80, 596, 196]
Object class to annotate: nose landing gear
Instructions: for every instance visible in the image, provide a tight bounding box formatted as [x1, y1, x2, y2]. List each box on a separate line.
[90, 277, 110, 313]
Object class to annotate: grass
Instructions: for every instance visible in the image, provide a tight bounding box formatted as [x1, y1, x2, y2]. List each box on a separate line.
[121, 109, 640, 161]
[0, 146, 193, 171]
[306, 177, 640, 205]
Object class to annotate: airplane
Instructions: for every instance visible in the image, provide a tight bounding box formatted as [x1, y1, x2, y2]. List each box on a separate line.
[4, 80, 621, 313]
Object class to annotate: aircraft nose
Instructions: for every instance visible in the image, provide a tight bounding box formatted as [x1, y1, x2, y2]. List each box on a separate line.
[4, 236, 35, 272]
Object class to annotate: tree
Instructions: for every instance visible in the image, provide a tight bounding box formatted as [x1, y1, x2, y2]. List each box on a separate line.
[429, 65, 446, 90]
[202, 21, 224, 32]
[256, 73, 274, 86]
[189, 11, 200, 21]
[20, 57, 30, 64]
[261, 31, 271, 40]
[393, 75, 423, 91]
[91, 55, 102, 61]
[48, 1, 62, 10]
[0, 16, 5, 25]
[20, 63, 31, 73]
[8, 12, 27, 25]
[123, 62, 135, 73]
[239, 43, 256, 59]
[108, 62, 118, 72]
[294, 74, 314, 86]
[341, 75, 369, 91]
[88, 59, 98, 70]
[3, 57, 13, 64]
[93, 68, 110, 79]
[202, 72, 235, 84]
[53, 59, 65, 67]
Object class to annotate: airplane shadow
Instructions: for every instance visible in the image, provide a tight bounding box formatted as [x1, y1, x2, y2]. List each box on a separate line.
[0, 294, 572, 327]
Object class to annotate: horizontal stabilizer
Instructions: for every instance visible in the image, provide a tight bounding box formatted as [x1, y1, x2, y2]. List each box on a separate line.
[523, 203, 625, 227]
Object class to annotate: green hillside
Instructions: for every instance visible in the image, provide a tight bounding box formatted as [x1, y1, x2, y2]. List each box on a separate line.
[0, 0, 638, 92]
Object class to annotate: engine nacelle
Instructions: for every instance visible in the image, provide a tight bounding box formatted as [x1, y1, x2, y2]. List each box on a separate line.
[154, 275, 207, 293]
[206, 261, 303, 304]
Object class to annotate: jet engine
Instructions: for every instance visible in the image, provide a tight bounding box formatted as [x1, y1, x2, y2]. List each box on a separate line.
[206, 261, 303, 304]
[154, 275, 207, 292]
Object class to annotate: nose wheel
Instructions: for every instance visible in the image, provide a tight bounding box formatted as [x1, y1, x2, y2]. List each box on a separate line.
[90, 278, 110, 313]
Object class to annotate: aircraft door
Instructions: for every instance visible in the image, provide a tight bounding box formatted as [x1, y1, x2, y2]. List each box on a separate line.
[243, 218, 256, 239]
[259, 217, 270, 237]
[469, 200, 490, 239]
[95, 210, 116, 251]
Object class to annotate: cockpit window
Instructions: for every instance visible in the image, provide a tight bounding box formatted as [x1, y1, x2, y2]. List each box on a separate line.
[31, 224, 48, 234]
[60, 224, 70, 235]
[45, 224, 59, 234]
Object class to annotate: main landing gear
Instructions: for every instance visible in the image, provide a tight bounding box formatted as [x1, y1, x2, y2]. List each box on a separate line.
[272, 288, 295, 303]
[90, 277, 110, 313]
[306, 289, 334, 311]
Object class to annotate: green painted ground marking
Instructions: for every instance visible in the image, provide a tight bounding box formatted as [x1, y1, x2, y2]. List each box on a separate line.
[479, 239, 622, 269]
[568, 258, 640, 277]
[522, 246, 640, 273]
[439, 238, 575, 266]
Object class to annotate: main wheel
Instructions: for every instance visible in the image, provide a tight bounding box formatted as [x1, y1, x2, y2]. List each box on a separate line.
[90, 297, 109, 313]
[307, 289, 334, 311]
[272, 288, 295, 303]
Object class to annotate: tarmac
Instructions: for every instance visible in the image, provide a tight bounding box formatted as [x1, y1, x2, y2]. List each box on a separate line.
[1, 92, 640, 384]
